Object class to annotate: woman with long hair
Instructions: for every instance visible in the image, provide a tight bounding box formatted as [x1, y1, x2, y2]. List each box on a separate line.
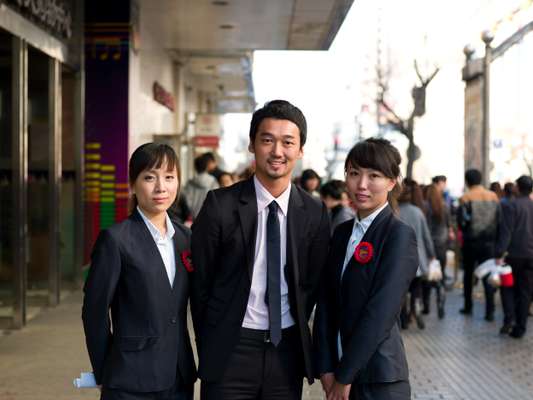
[315, 138, 418, 400]
[82, 143, 196, 400]
[423, 182, 452, 317]
[398, 179, 436, 329]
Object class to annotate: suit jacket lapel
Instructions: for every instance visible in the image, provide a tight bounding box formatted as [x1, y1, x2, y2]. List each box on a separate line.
[287, 186, 306, 287]
[131, 209, 173, 292]
[335, 222, 353, 288]
[237, 178, 258, 282]
[172, 225, 188, 296]
[340, 205, 393, 284]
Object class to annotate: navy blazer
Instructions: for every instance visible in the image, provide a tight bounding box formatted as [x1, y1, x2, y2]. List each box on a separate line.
[314, 205, 418, 385]
[82, 209, 197, 392]
[191, 177, 330, 383]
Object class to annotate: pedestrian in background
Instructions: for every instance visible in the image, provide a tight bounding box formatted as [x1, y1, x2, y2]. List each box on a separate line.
[217, 171, 234, 188]
[182, 153, 219, 219]
[423, 182, 453, 318]
[496, 175, 533, 338]
[457, 168, 501, 321]
[398, 178, 436, 329]
[300, 168, 321, 198]
[82, 143, 196, 400]
[315, 138, 418, 400]
[320, 179, 356, 234]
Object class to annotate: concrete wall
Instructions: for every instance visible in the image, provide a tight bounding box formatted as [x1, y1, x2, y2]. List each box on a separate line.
[128, 9, 177, 156]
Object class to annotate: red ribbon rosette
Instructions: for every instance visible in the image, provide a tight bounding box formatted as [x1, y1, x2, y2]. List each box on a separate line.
[180, 250, 194, 272]
[354, 241, 374, 264]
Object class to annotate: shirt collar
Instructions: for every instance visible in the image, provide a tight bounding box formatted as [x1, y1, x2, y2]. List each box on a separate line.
[253, 175, 291, 217]
[352, 201, 388, 235]
[137, 206, 175, 241]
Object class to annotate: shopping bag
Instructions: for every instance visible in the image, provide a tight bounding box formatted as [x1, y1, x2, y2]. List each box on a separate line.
[474, 258, 497, 279]
[427, 259, 443, 282]
[499, 265, 514, 287]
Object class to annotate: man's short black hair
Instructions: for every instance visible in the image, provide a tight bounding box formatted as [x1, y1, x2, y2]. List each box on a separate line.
[516, 175, 533, 195]
[249, 100, 307, 147]
[465, 169, 482, 187]
[194, 153, 210, 174]
[320, 180, 346, 200]
[432, 175, 447, 184]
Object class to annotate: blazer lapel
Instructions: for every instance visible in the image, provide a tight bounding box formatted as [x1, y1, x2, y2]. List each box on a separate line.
[335, 222, 353, 288]
[131, 210, 173, 292]
[237, 178, 258, 282]
[287, 186, 306, 287]
[172, 225, 190, 299]
[340, 205, 393, 284]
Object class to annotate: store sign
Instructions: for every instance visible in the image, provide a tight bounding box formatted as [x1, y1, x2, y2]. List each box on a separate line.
[153, 82, 175, 112]
[6, 0, 72, 39]
[192, 136, 220, 148]
[195, 113, 221, 137]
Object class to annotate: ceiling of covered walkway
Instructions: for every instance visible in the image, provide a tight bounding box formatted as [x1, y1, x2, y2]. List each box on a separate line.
[142, 0, 355, 112]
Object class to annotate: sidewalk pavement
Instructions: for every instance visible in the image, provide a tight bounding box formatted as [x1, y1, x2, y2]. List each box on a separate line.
[1, 287, 532, 400]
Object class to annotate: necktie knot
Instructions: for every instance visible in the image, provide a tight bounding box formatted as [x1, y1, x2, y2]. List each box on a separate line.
[268, 201, 278, 214]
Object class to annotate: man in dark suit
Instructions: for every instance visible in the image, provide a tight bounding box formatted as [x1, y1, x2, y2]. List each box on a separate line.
[191, 100, 330, 400]
[496, 175, 533, 338]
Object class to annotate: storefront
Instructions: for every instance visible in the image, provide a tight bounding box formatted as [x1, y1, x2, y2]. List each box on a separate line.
[0, 0, 84, 328]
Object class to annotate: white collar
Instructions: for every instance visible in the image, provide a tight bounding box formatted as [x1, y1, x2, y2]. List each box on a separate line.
[352, 201, 388, 235]
[137, 206, 175, 241]
[253, 175, 291, 217]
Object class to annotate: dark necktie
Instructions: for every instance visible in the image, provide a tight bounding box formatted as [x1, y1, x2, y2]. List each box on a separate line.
[266, 201, 282, 346]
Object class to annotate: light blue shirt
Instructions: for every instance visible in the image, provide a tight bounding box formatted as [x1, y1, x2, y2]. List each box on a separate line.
[137, 207, 176, 287]
[338, 202, 389, 359]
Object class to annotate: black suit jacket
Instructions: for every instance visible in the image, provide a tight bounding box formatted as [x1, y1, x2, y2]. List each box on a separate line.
[314, 205, 418, 385]
[190, 177, 330, 383]
[82, 210, 197, 392]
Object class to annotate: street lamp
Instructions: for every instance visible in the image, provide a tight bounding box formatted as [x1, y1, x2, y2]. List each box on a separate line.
[481, 30, 494, 186]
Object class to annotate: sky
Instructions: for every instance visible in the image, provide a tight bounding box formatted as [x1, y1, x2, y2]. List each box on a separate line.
[220, 0, 532, 195]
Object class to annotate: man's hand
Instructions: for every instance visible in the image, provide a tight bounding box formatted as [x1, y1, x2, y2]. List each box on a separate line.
[320, 372, 335, 395]
[327, 380, 351, 400]
[495, 258, 504, 265]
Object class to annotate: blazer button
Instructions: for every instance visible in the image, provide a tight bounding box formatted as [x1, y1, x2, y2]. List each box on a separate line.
[170, 317, 177, 324]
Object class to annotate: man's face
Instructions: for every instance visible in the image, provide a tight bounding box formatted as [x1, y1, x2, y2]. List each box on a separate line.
[248, 118, 303, 182]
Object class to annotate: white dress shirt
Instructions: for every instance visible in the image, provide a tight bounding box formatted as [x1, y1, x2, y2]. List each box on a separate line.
[338, 202, 388, 358]
[242, 176, 296, 330]
[137, 207, 176, 287]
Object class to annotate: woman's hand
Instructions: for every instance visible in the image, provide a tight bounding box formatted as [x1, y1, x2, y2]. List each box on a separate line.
[320, 372, 335, 394]
[327, 380, 351, 400]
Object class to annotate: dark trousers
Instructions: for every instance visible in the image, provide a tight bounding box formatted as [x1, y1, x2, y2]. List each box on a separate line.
[200, 326, 303, 400]
[462, 243, 496, 316]
[101, 381, 193, 400]
[509, 257, 533, 332]
[500, 286, 515, 325]
[350, 380, 411, 400]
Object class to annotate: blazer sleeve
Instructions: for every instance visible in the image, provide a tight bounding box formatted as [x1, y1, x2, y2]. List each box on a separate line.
[308, 202, 331, 306]
[190, 190, 221, 344]
[334, 223, 418, 385]
[81, 229, 122, 384]
[313, 228, 340, 377]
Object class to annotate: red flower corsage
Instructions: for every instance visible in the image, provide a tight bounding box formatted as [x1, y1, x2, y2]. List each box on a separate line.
[354, 242, 374, 264]
[180, 250, 194, 272]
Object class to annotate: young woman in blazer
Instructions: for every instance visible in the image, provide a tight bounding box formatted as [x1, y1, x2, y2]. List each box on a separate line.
[314, 138, 419, 400]
[82, 143, 196, 400]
